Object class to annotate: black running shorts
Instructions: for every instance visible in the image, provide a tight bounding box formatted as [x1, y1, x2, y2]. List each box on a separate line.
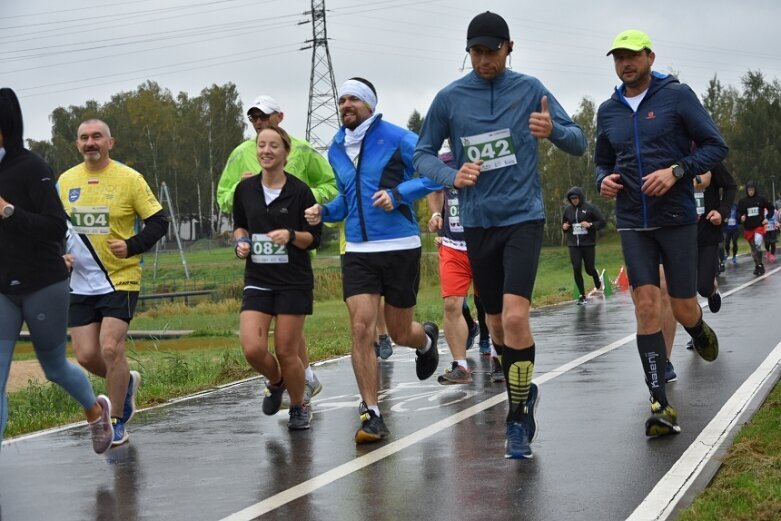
[341, 248, 421, 308]
[465, 220, 544, 315]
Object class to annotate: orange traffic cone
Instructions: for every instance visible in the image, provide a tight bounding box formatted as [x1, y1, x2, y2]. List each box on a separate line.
[615, 265, 629, 291]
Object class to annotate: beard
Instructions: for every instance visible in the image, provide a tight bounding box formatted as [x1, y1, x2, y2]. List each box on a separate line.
[82, 150, 101, 162]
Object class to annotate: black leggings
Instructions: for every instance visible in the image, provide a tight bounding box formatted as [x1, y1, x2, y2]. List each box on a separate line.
[473, 294, 488, 342]
[569, 246, 600, 296]
[723, 229, 739, 257]
[697, 244, 720, 297]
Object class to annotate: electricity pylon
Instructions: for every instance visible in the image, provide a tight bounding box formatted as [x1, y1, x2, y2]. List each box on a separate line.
[301, 0, 340, 152]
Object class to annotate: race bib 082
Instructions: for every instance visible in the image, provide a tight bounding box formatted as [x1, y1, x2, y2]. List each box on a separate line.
[251, 234, 289, 264]
[460, 129, 517, 172]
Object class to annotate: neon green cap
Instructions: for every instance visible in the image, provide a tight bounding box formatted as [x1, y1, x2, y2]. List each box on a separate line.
[607, 29, 652, 55]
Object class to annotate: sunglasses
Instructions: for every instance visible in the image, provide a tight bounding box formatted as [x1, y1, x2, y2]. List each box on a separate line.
[247, 112, 274, 122]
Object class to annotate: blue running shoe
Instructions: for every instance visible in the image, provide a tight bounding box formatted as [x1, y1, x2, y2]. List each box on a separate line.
[111, 418, 129, 446]
[478, 338, 491, 356]
[377, 334, 394, 360]
[665, 361, 677, 383]
[122, 370, 141, 424]
[504, 421, 532, 459]
[521, 382, 540, 442]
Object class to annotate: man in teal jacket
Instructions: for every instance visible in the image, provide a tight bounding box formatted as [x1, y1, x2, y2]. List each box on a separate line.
[414, 11, 586, 459]
[217, 94, 338, 406]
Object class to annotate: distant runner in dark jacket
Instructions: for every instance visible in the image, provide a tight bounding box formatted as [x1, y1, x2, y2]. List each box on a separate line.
[561, 186, 606, 303]
[737, 181, 774, 275]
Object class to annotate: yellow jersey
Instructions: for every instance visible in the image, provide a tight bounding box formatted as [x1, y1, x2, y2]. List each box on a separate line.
[59, 160, 162, 293]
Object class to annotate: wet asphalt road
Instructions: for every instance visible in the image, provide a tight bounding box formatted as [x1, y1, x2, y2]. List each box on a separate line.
[1, 257, 780, 521]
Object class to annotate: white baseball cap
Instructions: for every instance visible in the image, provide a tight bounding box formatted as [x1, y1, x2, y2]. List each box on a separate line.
[247, 95, 282, 115]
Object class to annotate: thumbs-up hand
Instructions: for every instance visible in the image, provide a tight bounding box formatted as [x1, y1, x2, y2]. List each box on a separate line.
[529, 95, 553, 139]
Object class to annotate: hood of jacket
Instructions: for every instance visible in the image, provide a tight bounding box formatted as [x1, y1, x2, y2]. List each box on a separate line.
[611, 71, 677, 102]
[0, 88, 25, 162]
[566, 186, 586, 206]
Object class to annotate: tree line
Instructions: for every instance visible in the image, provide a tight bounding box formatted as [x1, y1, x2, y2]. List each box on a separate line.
[28, 70, 781, 245]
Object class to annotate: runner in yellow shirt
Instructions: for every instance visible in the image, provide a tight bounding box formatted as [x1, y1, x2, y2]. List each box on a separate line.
[59, 119, 168, 446]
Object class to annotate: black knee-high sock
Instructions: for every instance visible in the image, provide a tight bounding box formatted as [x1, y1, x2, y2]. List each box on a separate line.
[474, 295, 488, 342]
[637, 332, 667, 407]
[461, 299, 475, 330]
[683, 308, 704, 338]
[502, 344, 535, 422]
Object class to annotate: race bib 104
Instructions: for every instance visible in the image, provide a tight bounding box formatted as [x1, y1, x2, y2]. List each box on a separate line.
[460, 129, 517, 172]
[251, 234, 289, 264]
[71, 206, 110, 234]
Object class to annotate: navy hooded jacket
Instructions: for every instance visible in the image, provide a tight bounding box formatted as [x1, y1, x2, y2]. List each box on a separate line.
[595, 72, 728, 229]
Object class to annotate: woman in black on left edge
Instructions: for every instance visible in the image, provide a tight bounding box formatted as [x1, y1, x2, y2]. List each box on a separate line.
[0, 87, 113, 454]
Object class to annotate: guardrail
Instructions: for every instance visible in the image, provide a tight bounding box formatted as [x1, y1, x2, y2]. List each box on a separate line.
[138, 289, 214, 306]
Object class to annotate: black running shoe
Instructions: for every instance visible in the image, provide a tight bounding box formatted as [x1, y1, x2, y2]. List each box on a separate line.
[691, 321, 719, 362]
[707, 291, 721, 313]
[355, 403, 390, 444]
[415, 322, 440, 380]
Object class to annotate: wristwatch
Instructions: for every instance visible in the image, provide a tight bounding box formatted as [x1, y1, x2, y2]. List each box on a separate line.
[1, 204, 14, 219]
[288, 228, 296, 244]
[671, 164, 685, 181]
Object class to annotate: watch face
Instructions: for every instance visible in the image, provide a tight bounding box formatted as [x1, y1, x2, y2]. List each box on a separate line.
[673, 165, 684, 179]
[2, 205, 12, 218]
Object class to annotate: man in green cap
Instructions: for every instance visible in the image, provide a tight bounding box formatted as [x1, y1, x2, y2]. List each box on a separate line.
[595, 30, 728, 437]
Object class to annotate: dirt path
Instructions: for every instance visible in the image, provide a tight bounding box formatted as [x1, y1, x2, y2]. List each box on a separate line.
[7, 360, 48, 392]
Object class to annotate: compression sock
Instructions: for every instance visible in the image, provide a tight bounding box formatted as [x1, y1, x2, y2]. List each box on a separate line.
[683, 310, 705, 338]
[637, 332, 667, 407]
[502, 344, 535, 422]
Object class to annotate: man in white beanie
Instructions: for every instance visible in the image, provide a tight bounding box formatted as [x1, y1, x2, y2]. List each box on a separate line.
[304, 77, 441, 444]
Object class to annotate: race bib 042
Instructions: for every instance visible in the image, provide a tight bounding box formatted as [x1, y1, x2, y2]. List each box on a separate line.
[251, 234, 289, 264]
[460, 129, 517, 172]
[71, 206, 110, 234]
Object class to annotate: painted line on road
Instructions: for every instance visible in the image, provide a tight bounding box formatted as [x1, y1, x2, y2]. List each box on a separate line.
[220, 266, 781, 520]
[627, 338, 781, 521]
[219, 332, 639, 521]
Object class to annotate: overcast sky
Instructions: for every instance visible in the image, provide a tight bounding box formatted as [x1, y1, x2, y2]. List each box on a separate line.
[4, 0, 781, 149]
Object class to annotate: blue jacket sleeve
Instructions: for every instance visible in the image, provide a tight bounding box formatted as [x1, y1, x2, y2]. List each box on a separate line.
[321, 193, 348, 223]
[594, 117, 617, 194]
[413, 93, 458, 188]
[676, 85, 728, 178]
[391, 132, 444, 206]
[546, 92, 587, 156]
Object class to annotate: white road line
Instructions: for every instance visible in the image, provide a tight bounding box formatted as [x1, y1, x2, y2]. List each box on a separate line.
[626, 339, 781, 521]
[219, 333, 640, 521]
[219, 267, 781, 520]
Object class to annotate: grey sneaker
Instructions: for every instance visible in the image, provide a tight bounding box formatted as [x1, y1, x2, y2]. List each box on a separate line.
[280, 373, 324, 409]
[491, 357, 505, 382]
[377, 334, 394, 360]
[288, 405, 312, 430]
[437, 361, 473, 385]
[262, 380, 286, 415]
[89, 395, 113, 454]
[304, 373, 323, 404]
